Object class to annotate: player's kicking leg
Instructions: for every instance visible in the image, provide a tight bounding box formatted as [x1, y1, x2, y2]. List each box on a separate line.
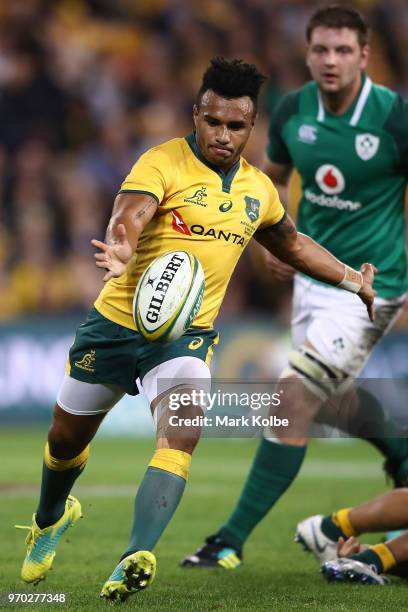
[18, 376, 123, 584]
[100, 356, 211, 601]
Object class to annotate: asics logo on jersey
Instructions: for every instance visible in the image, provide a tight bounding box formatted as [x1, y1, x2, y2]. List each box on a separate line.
[219, 200, 233, 212]
[184, 187, 208, 206]
[172, 210, 191, 235]
[315, 165, 345, 195]
[188, 337, 204, 350]
[298, 124, 317, 144]
[355, 133, 380, 161]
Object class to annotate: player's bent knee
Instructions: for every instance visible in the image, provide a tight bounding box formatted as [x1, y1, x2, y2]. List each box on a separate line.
[282, 345, 351, 401]
[156, 388, 204, 454]
[48, 416, 89, 458]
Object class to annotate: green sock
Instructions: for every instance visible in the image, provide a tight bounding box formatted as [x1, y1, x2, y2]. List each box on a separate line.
[36, 463, 83, 529]
[352, 388, 408, 461]
[320, 515, 345, 541]
[218, 439, 306, 550]
[35, 444, 89, 529]
[122, 467, 186, 557]
[350, 549, 383, 574]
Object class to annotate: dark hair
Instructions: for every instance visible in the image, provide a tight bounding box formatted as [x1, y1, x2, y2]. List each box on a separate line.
[306, 5, 369, 47]
[197, 57, 266, 114]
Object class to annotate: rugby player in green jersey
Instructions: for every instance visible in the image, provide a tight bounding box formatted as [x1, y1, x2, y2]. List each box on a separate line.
[182, 5, 408, 571]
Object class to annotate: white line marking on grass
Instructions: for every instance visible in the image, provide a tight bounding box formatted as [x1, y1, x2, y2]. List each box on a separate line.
[0, 461, 381, 497]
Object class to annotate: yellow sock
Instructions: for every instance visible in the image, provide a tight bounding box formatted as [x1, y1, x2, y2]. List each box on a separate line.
[44, 443, 89, 471]
[332, 507, 357, 537]
[149, 448, 191, 480]
[370, 543, 397, 572]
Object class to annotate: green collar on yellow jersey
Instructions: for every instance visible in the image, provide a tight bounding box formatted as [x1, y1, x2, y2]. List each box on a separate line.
[185, 132, 240, 194]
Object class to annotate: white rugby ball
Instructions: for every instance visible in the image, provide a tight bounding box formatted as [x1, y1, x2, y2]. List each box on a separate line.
[133, 250, 205, 342]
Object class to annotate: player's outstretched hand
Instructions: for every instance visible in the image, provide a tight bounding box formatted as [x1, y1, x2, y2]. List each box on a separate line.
[357, 263, 377, 322]
[337, 536, 367, 557]
[91, 224, 133, 282]
[265, 251, 296, 282]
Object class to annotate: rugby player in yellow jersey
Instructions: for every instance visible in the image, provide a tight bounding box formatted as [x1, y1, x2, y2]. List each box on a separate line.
[17, 58, 375, 602]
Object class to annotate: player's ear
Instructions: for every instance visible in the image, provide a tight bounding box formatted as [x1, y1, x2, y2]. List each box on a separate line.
[192, 104, 199, 128]
[360, 44, 369, 69]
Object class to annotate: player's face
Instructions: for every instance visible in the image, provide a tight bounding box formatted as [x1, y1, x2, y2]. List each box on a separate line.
[307, 27, 369, 94]
[193, 90, 255, 170]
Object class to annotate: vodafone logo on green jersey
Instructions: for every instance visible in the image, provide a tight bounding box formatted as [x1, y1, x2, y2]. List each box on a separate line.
[315, 165, 345, 195]
[306, 164, 361, 211]
[307, 164, 362, 211]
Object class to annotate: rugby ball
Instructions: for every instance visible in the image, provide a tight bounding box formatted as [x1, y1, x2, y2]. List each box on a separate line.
[133, 251, 205, 342]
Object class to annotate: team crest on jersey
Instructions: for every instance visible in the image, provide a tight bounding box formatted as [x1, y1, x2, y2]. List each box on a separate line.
[355, 133, 380, 161]
[74, 350, 96, 373]
[244, 196, 260, 222]
[315, 164, 345, 195]
[184, 186, 207, 206]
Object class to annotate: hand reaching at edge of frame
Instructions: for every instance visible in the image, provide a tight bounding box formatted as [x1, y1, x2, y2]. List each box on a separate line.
[357, 263, 377, 322]
[91, 224, 133, 282]
[337, 536, 368, 557]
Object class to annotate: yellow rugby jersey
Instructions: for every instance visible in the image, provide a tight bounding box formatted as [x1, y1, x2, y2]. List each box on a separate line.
[95, 133, 285, 330]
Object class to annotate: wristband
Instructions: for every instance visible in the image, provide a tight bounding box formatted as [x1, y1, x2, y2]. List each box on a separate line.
[337, 265, 363, 293]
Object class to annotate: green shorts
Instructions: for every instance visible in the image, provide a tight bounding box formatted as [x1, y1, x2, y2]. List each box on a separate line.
[68, 307, 219, 395]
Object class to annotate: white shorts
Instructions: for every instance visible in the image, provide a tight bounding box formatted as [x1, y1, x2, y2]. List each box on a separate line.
[291, 275, 405, 377]
[57, 356, 211, 417]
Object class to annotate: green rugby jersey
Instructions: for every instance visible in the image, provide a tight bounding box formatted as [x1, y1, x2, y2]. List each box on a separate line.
[267, 74, 408, 298]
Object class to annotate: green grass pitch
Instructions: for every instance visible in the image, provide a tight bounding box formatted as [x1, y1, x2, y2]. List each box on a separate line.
[1, 429, 407, 611]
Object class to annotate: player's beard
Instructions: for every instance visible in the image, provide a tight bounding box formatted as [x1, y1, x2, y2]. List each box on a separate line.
[319, 71, 362, 109]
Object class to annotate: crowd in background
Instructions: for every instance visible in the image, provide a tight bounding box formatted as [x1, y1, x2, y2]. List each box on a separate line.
[0, 0, 407, 324]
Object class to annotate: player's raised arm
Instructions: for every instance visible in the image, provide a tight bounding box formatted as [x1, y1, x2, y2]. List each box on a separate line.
[91, 192, 158, 282]
[254, 213, 376, 321]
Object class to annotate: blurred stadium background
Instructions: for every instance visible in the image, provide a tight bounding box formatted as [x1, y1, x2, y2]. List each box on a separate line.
[0, 0, 407, 430]
[0, 1, 408, 608]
